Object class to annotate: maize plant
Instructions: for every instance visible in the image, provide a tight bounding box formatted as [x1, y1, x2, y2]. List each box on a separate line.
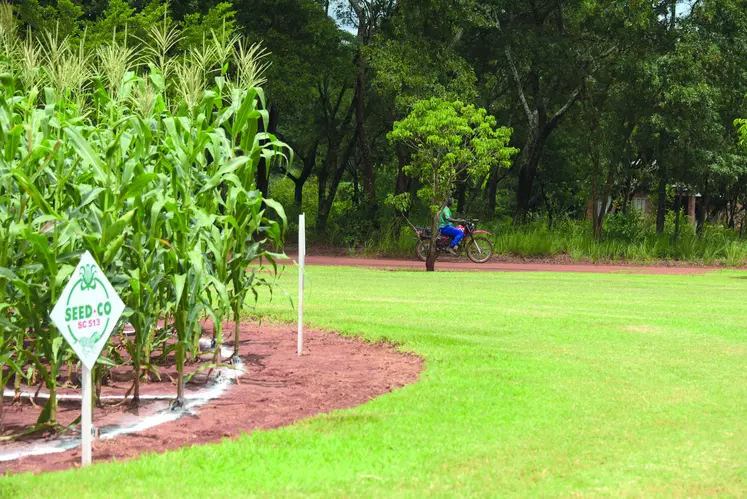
[0, 3, 292, 431]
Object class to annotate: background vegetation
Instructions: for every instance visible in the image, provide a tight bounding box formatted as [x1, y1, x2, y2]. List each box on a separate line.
[4, 0, 746, 264]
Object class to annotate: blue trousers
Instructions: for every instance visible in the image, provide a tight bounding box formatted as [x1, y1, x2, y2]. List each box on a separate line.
[440, 225, 464, 247]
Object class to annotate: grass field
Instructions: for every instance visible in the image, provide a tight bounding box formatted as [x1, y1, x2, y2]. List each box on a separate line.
[2, 266, 746, 497]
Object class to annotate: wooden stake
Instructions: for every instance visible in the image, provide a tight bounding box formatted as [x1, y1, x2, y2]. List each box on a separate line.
[81, 365, 92, 467]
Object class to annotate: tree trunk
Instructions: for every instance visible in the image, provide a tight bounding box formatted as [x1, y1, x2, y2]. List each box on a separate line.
[504, 42, 583, 222]
[426, 171, 440, 272]
[395, 145, 411, 196]
[426, 211, 439, 272]
[687, 195, 696, 224]
[591, 150, 601, 239]
[316, 132, 358, 232]
[516, 128, 547, 222]
[355, 59, 375, 207]
[673, 194, 682, 241]
[539, 178, 553, 230]
[622, 174, 632, 213]
[294, 180, 304, 208]
[466, 175, 486, 214]
[484, 166, 499, 218]
[315, 137, 338, 232]
[656, 164, 667, 234]
[425, 253, 437, 272]
[351, 164, 360, 206]
[696, 178, 709, 234]
[728, 197, 737, 229]
[455, 169, 467, 213]
[516, 150, 541, 222]
[316, 166, 329, 232]
[697, 195, 711, 234]
[595, 188, 612, 241]
[594, 133, 627, 240]
[290, 146, 317, 209]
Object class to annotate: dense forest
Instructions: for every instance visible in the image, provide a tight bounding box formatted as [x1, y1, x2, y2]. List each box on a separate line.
[4, 0, 747, 262]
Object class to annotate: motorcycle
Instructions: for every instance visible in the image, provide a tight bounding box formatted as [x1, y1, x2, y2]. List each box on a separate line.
[412, 219, 494, 263]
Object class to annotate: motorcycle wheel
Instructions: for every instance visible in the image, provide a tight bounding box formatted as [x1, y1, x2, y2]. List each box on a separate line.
[466, 236, 494, 264]
[415, 240, 435, 262]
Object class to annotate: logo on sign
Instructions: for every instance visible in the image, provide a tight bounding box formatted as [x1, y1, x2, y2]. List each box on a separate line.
[50, 251, 125, 369]
[62, 264, 115, 355]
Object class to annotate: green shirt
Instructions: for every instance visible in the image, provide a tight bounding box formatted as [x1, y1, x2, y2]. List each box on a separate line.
[439, 207, 453, 228]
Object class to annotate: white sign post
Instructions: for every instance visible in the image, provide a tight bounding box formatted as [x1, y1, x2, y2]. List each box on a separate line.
[298, 213, 305, 356]
[50, 251, 125, 467]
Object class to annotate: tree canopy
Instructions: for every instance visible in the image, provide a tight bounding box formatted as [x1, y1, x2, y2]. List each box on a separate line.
[5, 0, 746, 240]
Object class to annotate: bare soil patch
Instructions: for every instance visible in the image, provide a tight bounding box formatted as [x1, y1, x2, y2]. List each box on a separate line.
[1, 323, 423, 475]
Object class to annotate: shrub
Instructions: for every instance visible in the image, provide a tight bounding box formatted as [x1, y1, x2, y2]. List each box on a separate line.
[604, 212, 645, 241]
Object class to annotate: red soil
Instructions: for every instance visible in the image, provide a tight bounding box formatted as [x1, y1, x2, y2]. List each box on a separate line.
[1, 323, 422, 474]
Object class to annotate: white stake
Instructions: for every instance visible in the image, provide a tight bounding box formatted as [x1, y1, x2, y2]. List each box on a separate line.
[298, 213, 305, 356]
[81, 365, 92, 467]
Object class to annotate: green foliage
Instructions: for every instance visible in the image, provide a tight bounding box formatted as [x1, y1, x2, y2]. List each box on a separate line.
[389, 97, 517, 224]
[0, 15, 292, 425]
[84, 0, 168, 49]
[385, 192, 412, 213]
[736, 111, 747, 148]
[604, 212, 645, 241]
[7, 0, 746, 257]
[14, 0, 84, 38]
[388, 97, 517, 266]
[486, 218, 747, 265]
[353, 214, 747, 265]
[180, 2, 237, 50]
[269, 175, 319, 232]
[369, 36, 477, 113]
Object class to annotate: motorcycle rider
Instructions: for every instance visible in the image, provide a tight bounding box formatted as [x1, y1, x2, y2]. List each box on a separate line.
[439, 198, 464, 255]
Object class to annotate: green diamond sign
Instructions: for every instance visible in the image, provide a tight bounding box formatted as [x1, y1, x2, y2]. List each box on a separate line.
[50, 251, 125, 369]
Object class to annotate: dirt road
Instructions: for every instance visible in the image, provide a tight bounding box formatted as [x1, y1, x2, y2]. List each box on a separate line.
[280, 255, 719, 275]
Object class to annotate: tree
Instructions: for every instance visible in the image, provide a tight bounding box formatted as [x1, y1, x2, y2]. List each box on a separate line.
[180, 1, 236, 49]
[11, 0, 747, 250]
[367, 0, 477, 205]
[582, 47, 649, 240]
[690, 0, 747, 233]
[337, 0, 398, 215]
[389, 98, 517, 270]
[84, 0, 168, 49]
[474, 0, 661, 221]
[14, 0, 83, 38]
[236, 0, 357, 231]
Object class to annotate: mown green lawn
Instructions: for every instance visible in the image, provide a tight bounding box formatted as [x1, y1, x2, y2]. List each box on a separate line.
[3, 267, 746, 497]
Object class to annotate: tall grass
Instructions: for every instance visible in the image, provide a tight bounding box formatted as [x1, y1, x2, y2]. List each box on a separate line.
[489, 217, 747, 265]
[356, 215, 747, 266]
